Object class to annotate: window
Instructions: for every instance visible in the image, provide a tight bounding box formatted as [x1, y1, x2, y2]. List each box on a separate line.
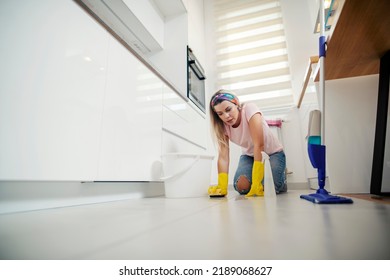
[213, 0, 294, 113]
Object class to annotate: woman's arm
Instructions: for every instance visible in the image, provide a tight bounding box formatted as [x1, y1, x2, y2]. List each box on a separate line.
[245, 112, 265, 197]
[208, 136, 230, 197]
[248, 113, 264, 161]
[217, 135, 230, 173]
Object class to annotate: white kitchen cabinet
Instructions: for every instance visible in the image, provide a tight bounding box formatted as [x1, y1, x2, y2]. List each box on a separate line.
[162, 85, 207, 150]
[0, 0, 109, 180]
[0, 0, 205, 183]
[96, 37, 163, 181]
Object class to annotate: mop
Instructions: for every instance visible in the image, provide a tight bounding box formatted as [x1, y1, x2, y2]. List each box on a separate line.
[300, 0, 352, 204]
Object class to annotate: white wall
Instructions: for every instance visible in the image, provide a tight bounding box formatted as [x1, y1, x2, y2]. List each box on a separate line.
[281, 108, 309, 183]
[280, 0, 319, 104]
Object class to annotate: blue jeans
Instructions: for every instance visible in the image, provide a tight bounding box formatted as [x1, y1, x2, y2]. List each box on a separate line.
[233, 151, 287, 195]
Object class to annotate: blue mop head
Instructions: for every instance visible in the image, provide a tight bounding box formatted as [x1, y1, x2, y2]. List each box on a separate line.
[300, 192, 353, 204]
[301, 142, 353, 204]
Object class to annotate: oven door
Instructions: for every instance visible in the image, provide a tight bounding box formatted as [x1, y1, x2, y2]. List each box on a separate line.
[188, 66, 206, 113]
[187, 46, 206, 113]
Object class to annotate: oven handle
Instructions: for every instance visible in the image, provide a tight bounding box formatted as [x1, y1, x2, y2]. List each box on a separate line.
[189, 60, 206, 80]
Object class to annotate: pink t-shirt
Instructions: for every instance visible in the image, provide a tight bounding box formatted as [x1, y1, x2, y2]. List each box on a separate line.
[224, 103, 283, 156]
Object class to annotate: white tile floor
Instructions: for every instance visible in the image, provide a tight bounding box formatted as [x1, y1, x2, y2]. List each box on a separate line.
[0, 189, 389, 260]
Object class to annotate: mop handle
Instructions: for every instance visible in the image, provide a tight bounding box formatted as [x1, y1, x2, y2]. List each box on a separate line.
[319, 0, 326, 145]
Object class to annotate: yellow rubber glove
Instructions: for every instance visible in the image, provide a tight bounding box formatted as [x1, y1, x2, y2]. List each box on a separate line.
[208, 173, 228, 197]
[246, 161, 264, 197]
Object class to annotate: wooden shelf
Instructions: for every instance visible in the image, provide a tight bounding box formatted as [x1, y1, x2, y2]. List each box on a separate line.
[322, 0, 390, 80]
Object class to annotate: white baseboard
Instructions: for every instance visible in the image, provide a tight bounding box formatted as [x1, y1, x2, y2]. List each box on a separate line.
[0, 181, 165, 214]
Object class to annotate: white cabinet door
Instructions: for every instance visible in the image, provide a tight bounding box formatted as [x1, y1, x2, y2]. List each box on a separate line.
[162, 85, 207, 149]
[96, 38, 163, 181]
[0, 0, 109, 180]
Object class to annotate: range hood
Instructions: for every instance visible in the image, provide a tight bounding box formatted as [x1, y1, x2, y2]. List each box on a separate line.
[77, 0, 163, 54]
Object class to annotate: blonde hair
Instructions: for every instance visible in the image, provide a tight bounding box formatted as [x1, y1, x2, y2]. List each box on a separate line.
[209, 89, 242, 150]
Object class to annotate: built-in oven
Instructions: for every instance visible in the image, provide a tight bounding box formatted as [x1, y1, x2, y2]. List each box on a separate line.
[187, 46, 206, 113]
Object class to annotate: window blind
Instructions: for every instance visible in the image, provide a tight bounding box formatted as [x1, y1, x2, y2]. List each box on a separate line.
[213, 0, 294, 112]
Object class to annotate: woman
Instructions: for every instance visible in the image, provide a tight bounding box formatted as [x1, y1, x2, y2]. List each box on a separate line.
[208, 90, 287, 197]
